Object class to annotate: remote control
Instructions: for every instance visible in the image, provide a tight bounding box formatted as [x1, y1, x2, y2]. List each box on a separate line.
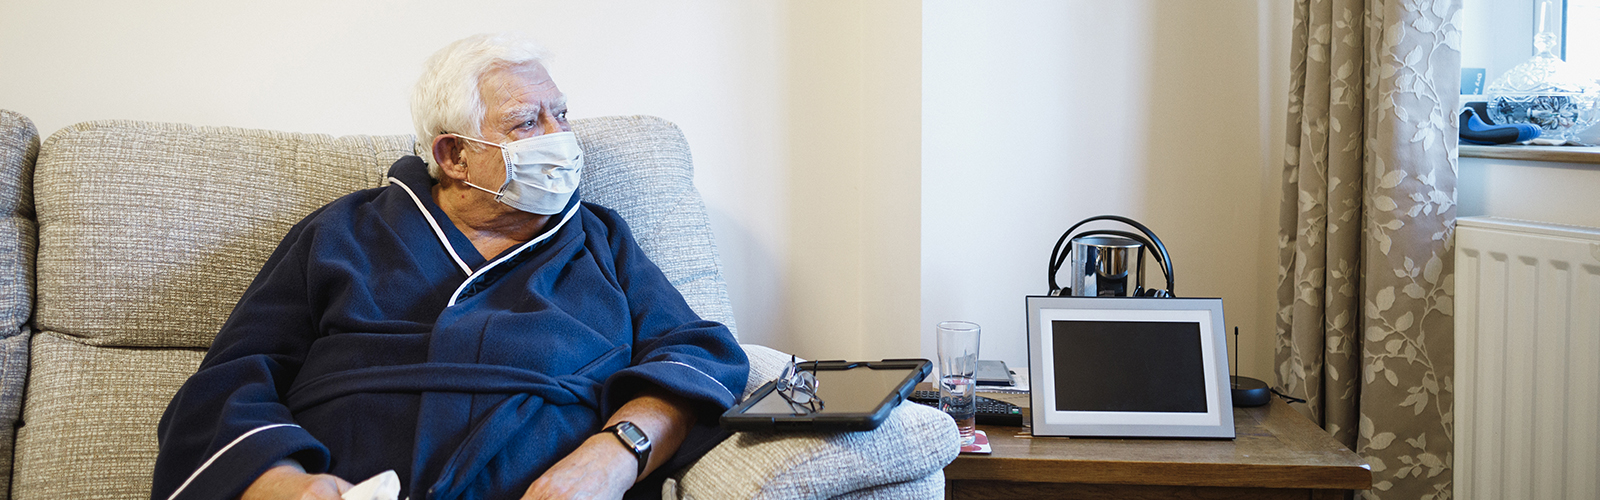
[907, 390, 1024, 427]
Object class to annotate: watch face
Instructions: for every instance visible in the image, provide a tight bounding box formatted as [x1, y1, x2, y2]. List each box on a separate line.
[617, 421, 649, 449]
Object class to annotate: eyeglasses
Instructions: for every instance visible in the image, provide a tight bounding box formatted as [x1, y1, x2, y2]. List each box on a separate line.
[775, 355, 824, 414]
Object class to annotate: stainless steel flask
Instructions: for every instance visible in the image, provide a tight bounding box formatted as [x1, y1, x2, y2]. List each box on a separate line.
[1047, 215, 1174, 298]
[1068, 235, 1144, 297]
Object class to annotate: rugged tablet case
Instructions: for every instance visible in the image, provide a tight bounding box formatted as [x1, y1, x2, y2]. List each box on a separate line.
[720, 359, 932, 432]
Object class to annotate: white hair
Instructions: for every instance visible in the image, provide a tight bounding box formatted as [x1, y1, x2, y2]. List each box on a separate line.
[411, 33, 552, 178]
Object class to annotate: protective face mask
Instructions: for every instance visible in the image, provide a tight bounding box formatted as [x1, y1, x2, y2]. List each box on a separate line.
[450, 131, 584, 215]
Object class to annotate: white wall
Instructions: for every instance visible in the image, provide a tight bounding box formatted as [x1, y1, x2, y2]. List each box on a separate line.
[780, 2, 923, 361]
[1460, 0, 1536, 88]
[0, 0, 924, 360]
[921, 0, 1291, 382]
[1459, 157, 1600, 228]
[2, 0, 1290, 376]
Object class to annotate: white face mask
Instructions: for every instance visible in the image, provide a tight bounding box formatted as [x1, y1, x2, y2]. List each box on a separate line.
[450, 131, 584, 215]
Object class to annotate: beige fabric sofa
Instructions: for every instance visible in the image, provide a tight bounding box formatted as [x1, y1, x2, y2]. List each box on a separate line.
[0, 109, 958, 499]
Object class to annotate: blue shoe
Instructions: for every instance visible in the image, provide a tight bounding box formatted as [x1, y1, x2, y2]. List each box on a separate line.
[1460, 107, 1541, 145]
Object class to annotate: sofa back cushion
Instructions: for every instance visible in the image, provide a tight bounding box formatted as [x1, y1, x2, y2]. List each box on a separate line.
[32, 115, 734, 349]
[32, 121, 408, 348]
[571, 115, 737, 335]
[0, 110, 37, 340]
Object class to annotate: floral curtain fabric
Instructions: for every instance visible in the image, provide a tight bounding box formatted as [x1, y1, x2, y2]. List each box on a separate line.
[1276, 0, 1459, 498]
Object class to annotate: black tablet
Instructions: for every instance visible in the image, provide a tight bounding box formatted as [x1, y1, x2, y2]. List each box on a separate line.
[720, 359, 931, 432]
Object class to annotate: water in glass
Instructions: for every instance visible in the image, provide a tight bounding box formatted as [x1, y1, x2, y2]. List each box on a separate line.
[940, 374, 977, 444]
[937, 321, 980, 447]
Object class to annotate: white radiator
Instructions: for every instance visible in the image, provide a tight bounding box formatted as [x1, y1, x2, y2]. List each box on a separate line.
[1455, 216, 1600, 500]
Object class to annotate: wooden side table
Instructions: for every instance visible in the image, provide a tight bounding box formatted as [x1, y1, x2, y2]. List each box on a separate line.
[941, 390, 1371, 499]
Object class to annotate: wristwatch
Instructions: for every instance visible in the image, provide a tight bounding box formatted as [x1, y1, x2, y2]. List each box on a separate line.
[602, 421, 651, 477]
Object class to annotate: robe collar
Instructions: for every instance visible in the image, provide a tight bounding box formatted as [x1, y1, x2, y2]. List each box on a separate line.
[384, 156, 583, 305]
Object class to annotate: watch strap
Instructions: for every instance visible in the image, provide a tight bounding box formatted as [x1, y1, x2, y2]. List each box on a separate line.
[602, 421, 650, 478]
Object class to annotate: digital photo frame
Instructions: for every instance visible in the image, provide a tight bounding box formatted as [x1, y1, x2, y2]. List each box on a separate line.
[1025, 296, 1234, 438]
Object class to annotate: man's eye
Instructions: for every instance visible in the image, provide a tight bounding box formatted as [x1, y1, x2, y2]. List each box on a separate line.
[523, 119, 537, 128]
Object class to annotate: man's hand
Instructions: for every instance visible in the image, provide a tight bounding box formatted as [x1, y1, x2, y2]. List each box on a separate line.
[241, 460, 354, 500]
[521, 432, 637, 500]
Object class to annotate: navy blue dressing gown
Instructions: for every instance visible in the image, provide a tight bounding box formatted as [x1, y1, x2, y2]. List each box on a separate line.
[150, 157, 749, 500]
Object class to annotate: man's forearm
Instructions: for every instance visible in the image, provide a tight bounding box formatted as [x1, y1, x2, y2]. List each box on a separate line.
[601, 388, 697, 479]
[521, 389, 700, 499]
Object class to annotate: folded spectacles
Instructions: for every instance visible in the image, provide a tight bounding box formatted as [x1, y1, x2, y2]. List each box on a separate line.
[775, 355, 824, 414]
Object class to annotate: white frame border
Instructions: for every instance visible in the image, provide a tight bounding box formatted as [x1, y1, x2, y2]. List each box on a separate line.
[1025, 296, 1235, 439]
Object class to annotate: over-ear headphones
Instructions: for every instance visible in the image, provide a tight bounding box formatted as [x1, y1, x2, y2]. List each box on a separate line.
[1048, 215, 1175, 297]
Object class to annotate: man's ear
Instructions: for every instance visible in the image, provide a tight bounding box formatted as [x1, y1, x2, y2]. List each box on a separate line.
[431, 134, 469, 181]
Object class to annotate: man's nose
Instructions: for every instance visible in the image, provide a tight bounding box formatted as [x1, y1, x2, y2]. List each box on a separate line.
[541, 110, 569, 134]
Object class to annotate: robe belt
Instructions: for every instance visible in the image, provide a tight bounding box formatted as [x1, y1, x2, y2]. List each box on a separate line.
[281, 363, 607, 500]
[282, 362, 604, 414]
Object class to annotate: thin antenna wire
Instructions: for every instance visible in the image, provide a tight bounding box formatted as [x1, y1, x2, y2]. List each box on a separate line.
[1232, 326, 1240, 388]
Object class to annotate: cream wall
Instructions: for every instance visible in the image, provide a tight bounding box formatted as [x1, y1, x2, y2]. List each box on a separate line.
[1459, 157, 1600, 228]
[0, 0, 923, 360]
[1, 1, 1288, 377]
[921, 0, 1291, 382]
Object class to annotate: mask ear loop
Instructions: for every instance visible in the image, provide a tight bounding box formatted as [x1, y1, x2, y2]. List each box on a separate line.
[459, 175, 503, 198]
[448, 134, 510, 197]
[457, 162, 505, 198]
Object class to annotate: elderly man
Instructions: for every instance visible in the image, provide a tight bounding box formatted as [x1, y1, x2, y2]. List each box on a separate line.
[150, 33, 748, 500]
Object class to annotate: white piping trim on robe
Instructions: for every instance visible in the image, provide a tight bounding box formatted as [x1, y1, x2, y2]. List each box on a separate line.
[660, 360, 737, 400]
[166, 423, 303, 500]
[445, 201, 582, 307]
[388, 177, 472, 275]
[389, 176, 582, 305]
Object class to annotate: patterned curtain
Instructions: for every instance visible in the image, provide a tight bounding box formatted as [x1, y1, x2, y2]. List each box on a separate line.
[1276, 0, 1459, 499]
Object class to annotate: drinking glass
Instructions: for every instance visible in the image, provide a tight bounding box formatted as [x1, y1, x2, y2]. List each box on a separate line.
[937, 321, 981, 447]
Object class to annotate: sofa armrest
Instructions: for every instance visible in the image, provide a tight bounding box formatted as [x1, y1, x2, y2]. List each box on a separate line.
[738, 343, 792, 398]
[665, 344, 960, 500]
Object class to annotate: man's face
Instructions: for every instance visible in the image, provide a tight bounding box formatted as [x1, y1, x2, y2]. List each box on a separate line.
[460, 62, 570, 191]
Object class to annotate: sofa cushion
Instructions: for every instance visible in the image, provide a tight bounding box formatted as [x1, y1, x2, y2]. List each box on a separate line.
[0, 331, 28, 499]
[831, 471, 944, 500]
[0, 109, 37, 338]
[11, 331, 205, 500]
[666, 344, 961, 499]
[668, 400, 959, 499]
[32, 121, 408, 348]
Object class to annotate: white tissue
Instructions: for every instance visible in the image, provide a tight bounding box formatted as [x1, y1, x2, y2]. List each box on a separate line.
[341, 470, 400, 500]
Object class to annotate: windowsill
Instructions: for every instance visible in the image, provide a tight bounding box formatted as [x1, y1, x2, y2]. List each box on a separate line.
[1459, 144, 1600, 165]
